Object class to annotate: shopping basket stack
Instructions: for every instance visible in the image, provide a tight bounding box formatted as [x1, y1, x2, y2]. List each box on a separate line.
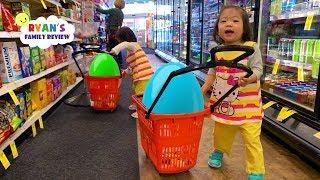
[133, 45, 255, 174]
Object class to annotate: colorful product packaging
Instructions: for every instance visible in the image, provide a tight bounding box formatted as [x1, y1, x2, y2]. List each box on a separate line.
[0, 42, 22, 82]
[17, 92, 27, 122]
[30, 78, 47, 111]
[25, 88, 33, 118]
[39, 48, 47, 71]
[30, 47, 41, 74]
[10, 2, 31, 18]
[18, 47, 33, 78]
[52, 75, 61, 100]
[0, 3, 3, 31]
[46, 78, 54, 104]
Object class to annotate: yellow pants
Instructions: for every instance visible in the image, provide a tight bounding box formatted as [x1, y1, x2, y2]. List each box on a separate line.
[133, 79, 149, 96]
[214, 121, 265, 174]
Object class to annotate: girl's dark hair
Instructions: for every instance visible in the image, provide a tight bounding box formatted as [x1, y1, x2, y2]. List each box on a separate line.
[116, 26, 137, 42]
[213, 5, 253, 44]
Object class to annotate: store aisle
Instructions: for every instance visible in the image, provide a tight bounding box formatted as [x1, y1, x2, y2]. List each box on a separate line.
[1, 79, 139, 179]
[139, 54, 320, 179]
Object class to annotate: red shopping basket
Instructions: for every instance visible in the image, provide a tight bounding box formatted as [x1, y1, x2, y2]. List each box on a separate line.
[85, 75, 121, 110]
[132, 95, 210, 174]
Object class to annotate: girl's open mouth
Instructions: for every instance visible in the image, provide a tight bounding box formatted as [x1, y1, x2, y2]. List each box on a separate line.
[225, 29, 234, 35]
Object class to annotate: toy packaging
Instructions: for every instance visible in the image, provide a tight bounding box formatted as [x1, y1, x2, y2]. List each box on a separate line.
[1, 3, 19, 31]
[0, 42, 23, 83]
[30, 47, 41, 75]
[25, 88, 33, 118]
[17, 92, 27, 122]
[40, 48, 47, 71]
[30, 78, 47, 111]
[18, 47, 33, 78]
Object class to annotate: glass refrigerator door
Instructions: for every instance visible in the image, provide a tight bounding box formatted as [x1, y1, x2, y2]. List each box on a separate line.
[260, 0, 320, 114]
[179, 0, 188, 60]
[173, 0, 180, 57]
[165, 0, 173, 54]
[202, 0, 222, 64]
[190, 0, 203, 64]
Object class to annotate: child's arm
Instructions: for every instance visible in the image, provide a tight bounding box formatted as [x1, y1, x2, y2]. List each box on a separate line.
[201, 68, 216, 94]
[238, 44, 263, 87]
[110, 42, 136, 55]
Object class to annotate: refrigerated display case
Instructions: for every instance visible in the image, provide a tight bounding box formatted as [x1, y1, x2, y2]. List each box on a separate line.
[259, 0, 320, 167]
[190, 0, 203, 63]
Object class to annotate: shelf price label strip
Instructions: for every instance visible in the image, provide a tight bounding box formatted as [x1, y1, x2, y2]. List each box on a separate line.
[272, 59, 280, 75]
[40, 0, 47, 9]
[9, 90, 20, 106]
[32, 124, 37, 137]
[314, 132, 320, 140]
[10, 141, 18, 159]
[263, 101, 277, 110]
[39, 117, 44, 129]
[0, 151, 10, 169]
[276, 107, 296, 122]
[304, 11, 314, 30]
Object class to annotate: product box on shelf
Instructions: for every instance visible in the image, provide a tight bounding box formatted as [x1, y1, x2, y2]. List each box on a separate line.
[0, 42, 23, 83]
[0, 99, 22, 131]
[30, 47, 41, 75]
[0, 3, 3, 31]
[0, 104, 13, 144]
[46, 46, 56, 68]
[30, 78, 47, 111]
[17, 47, 33, 78]
[39, 48, 47, 71]
[52, 75, 61, 100]
[54, 45, 65, 64]
[17, 91, 27, 122]
[46, 78, 54, 105]
[25, 88, 33, 118]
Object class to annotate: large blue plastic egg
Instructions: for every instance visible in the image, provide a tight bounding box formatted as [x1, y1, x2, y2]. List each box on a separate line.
[142, 62, 204, 114]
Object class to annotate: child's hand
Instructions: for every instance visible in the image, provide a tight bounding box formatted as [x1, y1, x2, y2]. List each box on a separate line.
[109, 49, 116, 55]
[124, 67, 133, 75]
[238, 77, 250, 87]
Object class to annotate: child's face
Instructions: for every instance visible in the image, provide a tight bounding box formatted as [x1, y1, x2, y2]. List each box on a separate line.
[218, 8, 244, 45]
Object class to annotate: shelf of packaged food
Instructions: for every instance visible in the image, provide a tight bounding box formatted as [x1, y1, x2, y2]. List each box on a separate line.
[270, 8, 320, 21]
[262, 89, 314, 112]
[70, 0, 81, 6]
[266, 56, 312, 71]
[60, 16, 81, 24]
[0, 77, 82, 152]
[0, 31, 21, 38]
[0, 60, 77, 96]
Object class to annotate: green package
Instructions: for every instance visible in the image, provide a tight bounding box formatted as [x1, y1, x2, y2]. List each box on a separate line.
[30, 47, 41, 74]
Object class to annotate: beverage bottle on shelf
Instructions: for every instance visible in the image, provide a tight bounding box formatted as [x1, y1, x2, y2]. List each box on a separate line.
[292, 39, 301, 62]
[305, 39, 315, 64]
[312, 40, 320, 78]
[282, 0, 288, 13]
[287, 39, 294, 60]
[299, 39, 307, 63]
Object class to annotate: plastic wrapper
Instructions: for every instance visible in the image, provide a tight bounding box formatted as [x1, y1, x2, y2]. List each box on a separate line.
[1, 3, 19, 32]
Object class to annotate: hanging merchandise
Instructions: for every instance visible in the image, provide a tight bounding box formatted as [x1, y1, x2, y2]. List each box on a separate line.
[1, 3, 19, 32]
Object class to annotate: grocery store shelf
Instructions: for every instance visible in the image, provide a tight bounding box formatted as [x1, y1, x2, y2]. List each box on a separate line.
[45, 0, 61, 7]
[266, 56, 312, 71]
[262, 89, 314, 112]
[270, 8, 320, 21]
[0, 31, 21, 39]
[0, 77, 82, 152]
[70, 0, 81, 5]
[60, 17, 81, 24]
[0, 60, 76, 96]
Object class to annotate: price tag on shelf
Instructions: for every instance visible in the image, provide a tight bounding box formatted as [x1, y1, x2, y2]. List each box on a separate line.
[314, 132, 320, 139]
[56, 5, 61, 15]
[0, 151, 10, 169]
[272, 59, 280, 75]
[304, 11, 314, 30]
[276, 107, 296, 122]
[9, 90, 20, 106]
[40, 0, 47, 9]
[10, 142, 18, 159]
[262, 101, 277, 110]
[298, 65, 304, 81]
[39, 117, 44, 129]
[32, 124, 37, 137]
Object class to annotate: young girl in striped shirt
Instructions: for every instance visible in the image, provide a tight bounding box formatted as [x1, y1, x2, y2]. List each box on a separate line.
[110, 26, 154, 118]
[201, 6, 265, 180]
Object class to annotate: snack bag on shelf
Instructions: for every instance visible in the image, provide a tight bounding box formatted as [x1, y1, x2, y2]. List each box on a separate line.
[0, 3, 3, 31]
[0, 42, 22, 82]
[39, 49, 47, 71]
[18, 47, 33, 78]
[25, 88, 33, 118]
[54, 45, 64, 64]
[45, 46, 55, 69]
[52, 75, 61, 100]
[0, 100, 22, 131]
[30, 78, 47, 111]
[67, 69, 76, 86]
[1, 3, 19, 31]
[30, 47, 41, 74]
[17, 91, 27, 122]
[0, 107, 13, 144]
[10, 2, 31, 18]
[59, 70, 68, 92]
[46, 78, 54, 104]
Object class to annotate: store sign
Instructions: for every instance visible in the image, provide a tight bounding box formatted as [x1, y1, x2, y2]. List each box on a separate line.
[19, 15, 75, 49]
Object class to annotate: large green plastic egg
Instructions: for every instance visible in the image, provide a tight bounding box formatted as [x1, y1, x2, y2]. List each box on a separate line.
[88, 53, 120, 76]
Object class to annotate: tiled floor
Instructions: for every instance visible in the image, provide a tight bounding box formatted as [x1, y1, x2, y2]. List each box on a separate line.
[137, 54, 320, 179]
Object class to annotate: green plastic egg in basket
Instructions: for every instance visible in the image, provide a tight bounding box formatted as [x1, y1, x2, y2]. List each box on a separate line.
[89, 53, 120, 76]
